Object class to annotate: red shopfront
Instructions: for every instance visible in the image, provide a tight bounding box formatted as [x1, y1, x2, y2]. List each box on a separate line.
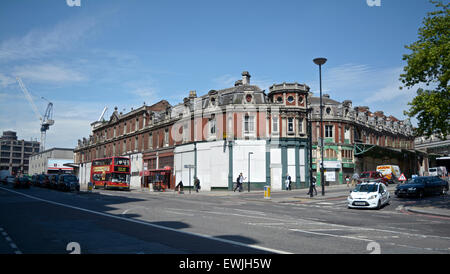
[142, 149, 174, 190]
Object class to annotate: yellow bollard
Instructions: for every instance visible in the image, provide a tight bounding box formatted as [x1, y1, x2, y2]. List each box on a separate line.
[264, 186, 271, 199]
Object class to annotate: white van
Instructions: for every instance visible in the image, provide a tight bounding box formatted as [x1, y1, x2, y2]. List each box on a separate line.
[429, 166, 447, 177]
[376, 165, 401, 184]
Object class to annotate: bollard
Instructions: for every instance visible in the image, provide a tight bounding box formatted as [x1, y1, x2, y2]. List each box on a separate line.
[87, 182, 93, 193]
[264, 185, 271, 199]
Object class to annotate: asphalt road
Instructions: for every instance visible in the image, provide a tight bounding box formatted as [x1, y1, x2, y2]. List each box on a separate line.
[0, 183, 449, 254]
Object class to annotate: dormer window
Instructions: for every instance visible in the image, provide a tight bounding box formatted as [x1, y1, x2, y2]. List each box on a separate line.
[245, 94, 252, 103]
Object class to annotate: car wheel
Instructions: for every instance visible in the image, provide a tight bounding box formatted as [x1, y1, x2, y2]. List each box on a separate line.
[376, 199, 382, 210]
[441, 186, 448, 196]
[418, 190, 424, 199]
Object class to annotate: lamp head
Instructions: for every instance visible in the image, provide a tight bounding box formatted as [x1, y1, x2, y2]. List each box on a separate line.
[313, 58, 327, 66]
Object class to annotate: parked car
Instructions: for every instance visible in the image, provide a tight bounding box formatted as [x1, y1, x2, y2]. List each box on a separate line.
[48, 175, 60, 189]
[358, 171, 389, 186]
[429, 166, 448, 177]
[0, 170, 11, 184]
[348, 181, 390, 210]
[38, 174, 50, 188]
[5, 176, 16, 185]
[31, 174, 40, 187]
[395, 176, 449, 198]
[13, 176, 31, 189]
[57, 174, 80, 192]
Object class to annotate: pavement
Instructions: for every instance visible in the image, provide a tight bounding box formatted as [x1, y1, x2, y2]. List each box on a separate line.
[80, 182, 450, 218]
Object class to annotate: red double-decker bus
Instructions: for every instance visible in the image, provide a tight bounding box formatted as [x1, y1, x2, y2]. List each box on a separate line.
[91, 156, 131, 190]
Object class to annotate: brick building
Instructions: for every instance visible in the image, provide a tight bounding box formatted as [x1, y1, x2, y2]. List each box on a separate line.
[74, 71, 311, 190]
[309, 94, 418, 185]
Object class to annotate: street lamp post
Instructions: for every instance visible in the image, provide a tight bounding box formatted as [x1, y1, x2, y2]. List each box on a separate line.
[313, 57, 327, 196]
[248, 152, 253, 192]
[307, 105, 314, 197]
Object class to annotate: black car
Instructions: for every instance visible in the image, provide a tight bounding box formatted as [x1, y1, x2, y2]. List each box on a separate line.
[13, 176, 31, 189]
[31, 174, 40, 187]
[395, 176, 449, 198]
[38, 174, 50, 188]
[48, 175, 60, 189]
[57, 174, 80, 192]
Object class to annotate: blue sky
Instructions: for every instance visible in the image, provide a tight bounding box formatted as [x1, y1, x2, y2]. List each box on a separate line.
[0, 0, 440, 148]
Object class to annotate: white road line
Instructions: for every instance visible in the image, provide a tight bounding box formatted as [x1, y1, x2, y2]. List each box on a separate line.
[0, 226, 22, 254]
[0, 186, 291, 254]
[165, 210, 195, 216]
[289, 228, 374, 242]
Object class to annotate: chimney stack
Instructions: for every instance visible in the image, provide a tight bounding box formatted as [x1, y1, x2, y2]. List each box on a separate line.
[242, 71, 251, 85]
[189, 90, 197, 99]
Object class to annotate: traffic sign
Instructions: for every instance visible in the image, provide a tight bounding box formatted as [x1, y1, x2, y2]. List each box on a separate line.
[398, 173, 407, 181]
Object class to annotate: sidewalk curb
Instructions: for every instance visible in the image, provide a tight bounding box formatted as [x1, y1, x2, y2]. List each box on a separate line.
[403, 206, 450, 218]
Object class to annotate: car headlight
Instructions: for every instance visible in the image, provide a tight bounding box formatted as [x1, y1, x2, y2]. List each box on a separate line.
[348, 195, 353, 200]
[368, 195, 377, 200]
[408, 187, 416, 191]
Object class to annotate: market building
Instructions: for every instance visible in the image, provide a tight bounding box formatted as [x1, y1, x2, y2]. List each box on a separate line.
[74, 100, 176, 188]
[172, 72, 310, 191]
[308, 94, 418, 185]
[74, 71, 312, 191]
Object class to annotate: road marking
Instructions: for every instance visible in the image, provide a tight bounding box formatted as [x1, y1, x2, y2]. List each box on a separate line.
[165, 210, 195, 216]
[0, 186, 291, 254]
[0, 226, 22, 254]
[233, 209, 266, 215]
[289, 228, 374, 242]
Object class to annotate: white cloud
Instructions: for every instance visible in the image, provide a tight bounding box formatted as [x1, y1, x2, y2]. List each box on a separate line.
[212, 74, 236, 89]
[13, 64, 86, 83]
[0, 16, 98, 62]
[0, 73, 15, 88]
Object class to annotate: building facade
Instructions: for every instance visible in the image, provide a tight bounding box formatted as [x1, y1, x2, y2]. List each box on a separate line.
[74, 72, 311, 190]
[28, 147, 74, 175]
[172, 74, 310, 191]
[309, 94, 417, 185]
[0, 131, 40, 175]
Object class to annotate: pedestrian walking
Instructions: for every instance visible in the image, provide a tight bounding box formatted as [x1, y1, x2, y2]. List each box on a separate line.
[233, 173, 245, 192]
[351, 172, 359, 187]
[285, 173, 292, 191]
[345, 175, 350, 188]
[307, 175, 318, 196]
[194, 177, 200, 192]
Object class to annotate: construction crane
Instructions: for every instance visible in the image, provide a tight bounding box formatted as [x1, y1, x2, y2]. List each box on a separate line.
[16, 77, 54, 152]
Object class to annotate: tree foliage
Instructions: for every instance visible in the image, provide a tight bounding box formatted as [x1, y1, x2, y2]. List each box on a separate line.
[400, 0, 450, 139]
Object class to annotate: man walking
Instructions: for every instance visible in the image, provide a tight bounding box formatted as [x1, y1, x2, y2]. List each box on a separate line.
[285, 173, 292, 191]
[307, 175, 318, 196]
[194, 176, 200, 193]
[234, 173, 245, 192]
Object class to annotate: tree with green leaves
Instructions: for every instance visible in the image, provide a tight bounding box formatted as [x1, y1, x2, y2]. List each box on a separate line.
[400, 0, 449, 139]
